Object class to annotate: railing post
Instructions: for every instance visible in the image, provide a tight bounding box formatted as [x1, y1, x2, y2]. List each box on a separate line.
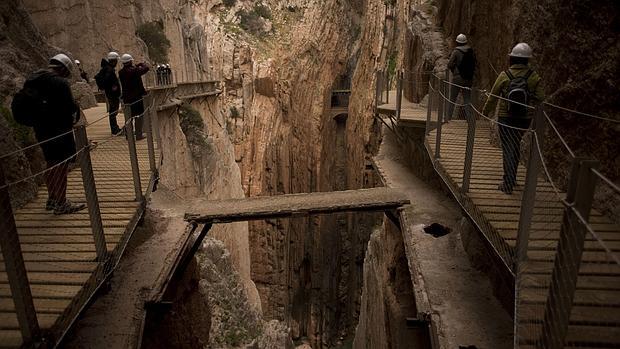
[0, 166, 40, 345]
[461, 89, 477, 192]
[385, 71, 390, 104]
[123, 103, 144, 201]
[425, 75, 433, 135]
[375, 71, 382, 108]
[395, 71, 403, 121]
[515, 107, 546, 267]
[540, 158, 599, 349]
[143, 94, 157, 174]
[75, 125, 108, 262]
[434, 73, 445, 159]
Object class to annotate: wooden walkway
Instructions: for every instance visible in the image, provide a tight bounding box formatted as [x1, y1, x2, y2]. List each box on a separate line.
[427, 120, 620, 347]
[184, 187, 411, 223]
[377, 90, 427, 128]
[0, 104, 157, 347]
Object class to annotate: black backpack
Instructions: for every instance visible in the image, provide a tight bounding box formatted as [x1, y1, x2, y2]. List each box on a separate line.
[504, 70, 533, 118]
[94, 69, 106, 90]
[458, 48, 476, 80]
[11, 73, 49, 127]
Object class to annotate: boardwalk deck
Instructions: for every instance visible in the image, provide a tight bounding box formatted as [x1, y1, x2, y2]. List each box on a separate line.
[377, 90, 427, 127]
[0, 104, 158, 347]
[184, 187, 411, 223]
[427, 119, 620, 347]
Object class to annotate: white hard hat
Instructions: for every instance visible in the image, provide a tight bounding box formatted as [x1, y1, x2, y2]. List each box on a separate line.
[49, 53, 73, 70]
[120, 54, 134, 64]
[107, 51, 120, 61]
[509, 43, 533, 58]
[74, 59, 80, 65]
[456, 34, 467, 44]
[165, 64, 170, 68]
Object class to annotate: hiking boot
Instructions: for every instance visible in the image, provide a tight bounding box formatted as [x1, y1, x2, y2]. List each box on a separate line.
[111, 127, 122, 135]
[498, 183, 513, 195]
[53, 200, 86, 215]
[135, 134, 146, 141]
[45, 199, 58, 211]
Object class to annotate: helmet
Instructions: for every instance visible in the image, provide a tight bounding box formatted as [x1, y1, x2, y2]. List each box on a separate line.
[165, 64, 170, 68]
[107, 51, 120, 61]
[120, 54, 134, 64]
[49, 54, 73, 71]
[74, 59, 80, 65]
[509, 43, 532, 58]
[456, 34, 467, 44]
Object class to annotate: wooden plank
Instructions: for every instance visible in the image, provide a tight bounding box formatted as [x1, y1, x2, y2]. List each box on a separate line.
[185, 188, 410, 223]
[0, 262, 97, 273]
[0, 313, 58, 330]
[519, 323, 620, 346]
[0, 298, 71, 314]
[0, 272, 91, 286]
[519, 304, 620, 325]
[0, 330, 22, 348]
[15, 227, 125, 236]
[0, 284, 81, 299]
[522, 274, 620, 290]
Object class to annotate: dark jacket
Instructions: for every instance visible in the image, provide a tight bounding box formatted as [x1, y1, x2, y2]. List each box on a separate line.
[28, 69, 79, 161]
[119, 63, 149, 104]
[447, 45, 475, 85]
[97, 59, 121, 99]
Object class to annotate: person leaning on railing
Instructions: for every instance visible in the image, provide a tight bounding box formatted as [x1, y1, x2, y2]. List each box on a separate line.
[15, 54, 87, 214]
[482, 43, 545, 195]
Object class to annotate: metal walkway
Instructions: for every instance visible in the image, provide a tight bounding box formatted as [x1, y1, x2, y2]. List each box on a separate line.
[0, 103, 159, 348]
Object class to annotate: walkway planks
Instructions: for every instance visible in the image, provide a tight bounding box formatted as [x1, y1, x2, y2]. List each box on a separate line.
[427, 119, 620, 347]
[184, 187, 411, 223]
[0, 104, 157, 347]
[377, 90, 427, 127]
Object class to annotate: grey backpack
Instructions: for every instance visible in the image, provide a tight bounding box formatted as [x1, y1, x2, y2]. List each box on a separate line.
[504, 70, 533, 118]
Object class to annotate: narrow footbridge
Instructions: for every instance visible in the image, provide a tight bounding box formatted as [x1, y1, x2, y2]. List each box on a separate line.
[0, 81, 220, 348]
[377, 70, 620, 348]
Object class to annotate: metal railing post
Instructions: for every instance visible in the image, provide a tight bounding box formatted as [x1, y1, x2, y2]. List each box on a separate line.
[434, 73, 445, 159]
[0, 166, 40, 344]
[461, 88, 477, 192]
[385, 71, 390, 104]
[143, 94, 157, 174]
[75, 125, 108, 262]
[540, 158, 599, 349]
[395, 71, 403, 121]
[515, 107, 546, 267]
[123, 103, 144, 201]
[375, 71, 382, 107]
[425, 75, 433, 135]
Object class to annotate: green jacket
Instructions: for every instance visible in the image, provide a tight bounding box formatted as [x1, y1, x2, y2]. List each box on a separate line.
[482, 64, 545, 118]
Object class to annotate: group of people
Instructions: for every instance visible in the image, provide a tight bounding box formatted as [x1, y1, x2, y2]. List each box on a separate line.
[445, 34, 544, 195]
[10, 51, 150, 214]
[156, 64, 173, 86]
[95, 51, 150, 138]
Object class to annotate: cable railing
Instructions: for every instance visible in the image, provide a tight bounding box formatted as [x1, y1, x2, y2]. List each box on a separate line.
[0, 93, 160, 348]
[414, 71, 620, 348]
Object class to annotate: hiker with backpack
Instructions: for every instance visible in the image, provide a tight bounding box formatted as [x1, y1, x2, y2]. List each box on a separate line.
[446, 34, 476, 122]
[482, 42, 545, 194]
[95, 52, 122, 135]
[10, 54, 86, 214]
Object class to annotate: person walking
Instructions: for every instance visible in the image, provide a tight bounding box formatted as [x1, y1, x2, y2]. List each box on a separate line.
[482, 43, 545, 194]
[118, 53, 149, 140]
[95, 51, 122, 135]
[446, 34, 476, 122]
[12, 54, 86, 214]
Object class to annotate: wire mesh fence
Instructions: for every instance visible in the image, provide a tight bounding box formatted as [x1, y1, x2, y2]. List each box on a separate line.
[0, 94, 159, 347]
[424, 71, 620, 348]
